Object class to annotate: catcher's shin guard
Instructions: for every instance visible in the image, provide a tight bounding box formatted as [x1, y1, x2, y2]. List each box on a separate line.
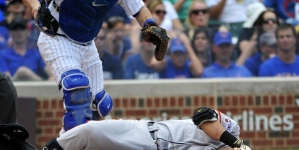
[92, 90, 113, 119]
[61, 70, 92, 131]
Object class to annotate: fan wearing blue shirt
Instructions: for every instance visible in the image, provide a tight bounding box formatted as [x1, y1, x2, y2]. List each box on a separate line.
[95, 29, 124, 80]
[0, 0, 5, 22]
[202, 32, 252, 78]
[150, 34, 203, 79]
[124, 37, 159, 79]
[0, 18, 52, 81]
[103, 3, 131, 30]
[259, 24, 299, 77]
[244, 32, 277, 76]
[106, 17, 133, 63]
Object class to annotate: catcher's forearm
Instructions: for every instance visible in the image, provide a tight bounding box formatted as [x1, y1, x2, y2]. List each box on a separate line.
[134, 6, 154, 27]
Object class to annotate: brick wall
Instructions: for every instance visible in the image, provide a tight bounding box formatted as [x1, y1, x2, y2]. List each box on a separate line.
[35, 94, 299, 149]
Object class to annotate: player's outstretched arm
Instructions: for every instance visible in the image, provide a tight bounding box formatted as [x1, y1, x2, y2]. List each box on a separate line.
[22, 0, 40, 19]
[192, 107, 245, 149]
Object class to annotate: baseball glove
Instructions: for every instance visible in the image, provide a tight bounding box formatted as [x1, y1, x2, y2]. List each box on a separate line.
[34, 0, 59, 38]
[141, 22, 170, 61]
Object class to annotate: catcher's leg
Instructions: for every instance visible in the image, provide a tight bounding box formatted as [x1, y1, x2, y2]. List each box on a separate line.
[61, 69, 92, 131]
[82, 44, 113, 119]
[91, 90, 113, 119]
[193, 107, 243, 148]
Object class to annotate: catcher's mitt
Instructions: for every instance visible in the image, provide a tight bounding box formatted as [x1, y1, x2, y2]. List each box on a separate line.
[34, 0, 59, 38]
[141, 22, 170, 61]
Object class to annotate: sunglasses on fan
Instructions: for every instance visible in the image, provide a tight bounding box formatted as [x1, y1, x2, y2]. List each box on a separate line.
[95, 36, 106, 40]
[191, 9, 209, 15]
[155, 10, 167, 15]
[263, 18, 278, 24]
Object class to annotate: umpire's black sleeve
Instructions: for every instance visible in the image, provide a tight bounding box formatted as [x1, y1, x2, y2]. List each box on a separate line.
[0, 72, 17, 124]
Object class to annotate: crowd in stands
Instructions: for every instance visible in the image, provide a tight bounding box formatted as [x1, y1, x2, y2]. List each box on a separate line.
[1, 0, 299, 81]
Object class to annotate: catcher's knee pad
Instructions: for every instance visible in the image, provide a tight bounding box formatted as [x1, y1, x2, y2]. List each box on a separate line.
[92, 90, 113, 118]
[192, 107, 218, 127]
[61, 69, 92, 131]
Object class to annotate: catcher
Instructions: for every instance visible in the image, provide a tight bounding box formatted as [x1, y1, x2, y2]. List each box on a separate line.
[21, 0, 169, 133]
[43, 107, 251, 150]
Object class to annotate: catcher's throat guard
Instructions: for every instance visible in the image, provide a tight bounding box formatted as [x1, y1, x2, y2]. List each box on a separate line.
[35, 0, 59, 39]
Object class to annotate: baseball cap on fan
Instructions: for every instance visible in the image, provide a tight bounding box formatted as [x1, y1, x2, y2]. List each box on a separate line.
[243, 2, 266, 28]
[259, 32, 276, 46]
[9, 17, 27, 30]
[169, 38, 186, 53]
[213, 32, 233, 46]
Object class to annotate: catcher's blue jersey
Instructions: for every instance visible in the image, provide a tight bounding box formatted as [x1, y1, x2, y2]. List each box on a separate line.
[59, 0, 118, 43]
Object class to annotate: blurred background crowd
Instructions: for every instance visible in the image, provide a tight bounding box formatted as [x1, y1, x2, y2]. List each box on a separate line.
[1, 0, 299, 81]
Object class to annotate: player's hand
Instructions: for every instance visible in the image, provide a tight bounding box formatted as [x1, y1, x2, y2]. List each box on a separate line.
[31, 4, 41, 19]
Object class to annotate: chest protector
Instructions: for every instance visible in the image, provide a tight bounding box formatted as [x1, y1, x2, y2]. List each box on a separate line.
[59, 0, 118, 43]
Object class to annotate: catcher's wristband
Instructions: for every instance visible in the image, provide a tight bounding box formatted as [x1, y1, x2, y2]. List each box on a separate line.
[143, 18, 156, 27]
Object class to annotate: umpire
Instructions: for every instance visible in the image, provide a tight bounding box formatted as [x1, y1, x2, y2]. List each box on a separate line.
[0, 71, 17, 123]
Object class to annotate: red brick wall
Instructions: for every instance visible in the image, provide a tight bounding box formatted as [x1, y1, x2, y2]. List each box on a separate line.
[36, 94, 299, 149]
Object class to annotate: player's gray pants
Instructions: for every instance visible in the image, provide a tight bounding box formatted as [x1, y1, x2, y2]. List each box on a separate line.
[37, 33, 104, 99]
[55, 119, 238, 150]
[56, 120, 157, 150]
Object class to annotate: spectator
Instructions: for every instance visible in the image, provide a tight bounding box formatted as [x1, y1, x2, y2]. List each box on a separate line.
[0, 26, 9, 51]
[150, 34, 203, 79]
[147, 0, 183, 31]
[191, 28, 214, 67]
[244, 32, 277, 76]
[184, 1, 227, 40]
[95, 29, 124, 80]
[164, 0, 192, 23]
[205, 0, 259, 37]
[103, 3, 132, 31]
[26, 20, 40, 50]
[202, 32, 252, 78]
[0, 71, 17, 124]
[0, 18, 53, 81]
[263, 0, 299, 26]
[237, 3, 279, 65]
[259, 24, 299, 77]
[0, 0, 5, 22]
[0, 0, 25, 28]
[106, 16, 133, 63]
[124, 36, 159, 79]
[185, 1, 210, 39]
